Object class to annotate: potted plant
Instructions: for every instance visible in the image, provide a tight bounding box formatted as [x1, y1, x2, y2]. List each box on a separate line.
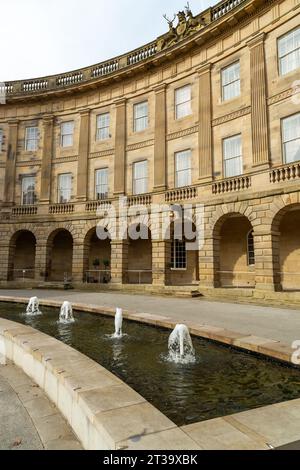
[93, 258, 100, 269]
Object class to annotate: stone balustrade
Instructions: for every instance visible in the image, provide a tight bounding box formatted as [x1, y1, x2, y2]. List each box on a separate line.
[11, 205, 38, 216]
[2, 0, 249, 98]
[127, 194, 152, 207]
[165, 187, 198, 203]
[269, 163, 300, 184]
[212, 176, 252, 194]
[85, 199, 112, 212]
[49, 203, 75, 214]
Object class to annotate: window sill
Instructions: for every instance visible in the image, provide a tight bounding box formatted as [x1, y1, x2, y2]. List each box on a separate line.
[170, 268, 187, 272]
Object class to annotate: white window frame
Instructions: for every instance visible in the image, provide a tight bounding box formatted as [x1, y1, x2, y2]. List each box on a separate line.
[175, 150, 192, 188]
[133, 160, 148, 195]
[221, 61, 241, 101]
[25, 126, 39, 151]
[278, 27, 300, 76]
[133, 101, 148, 132]
[57, 173, 72, 203]
[21, 176, 36, 205]
[61, 121, 74, 148]
[223, 134, 243, 178]
[282, 113, 300, 164]
[95, 168, 109, 200]
[96, 113, 110, 141]
[175, 85, 192, 120]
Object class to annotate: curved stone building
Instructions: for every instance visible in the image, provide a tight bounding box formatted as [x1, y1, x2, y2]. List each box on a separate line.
[0, 0, 300, 296]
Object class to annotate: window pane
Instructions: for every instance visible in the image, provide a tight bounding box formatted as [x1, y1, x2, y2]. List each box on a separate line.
[58, 174, 72, 203]
[171, 240, 187, 269]
[223, 135, 243, 177]
[175, 86, 192, 119]
[278, 28, 300, 75]
[133, 161, 148, 194]
[22, 176, 36, 205]
[97, 113, 110, 140]
[282, 114, 300, 163]
[134, 102, 148, 131]
[95, 168, 108, 199]
[25, 127, 38, 151]
[61, 122, 74, 147]
[222, 62, 240, 100]
[175, 150, 191, 187]
[0, 130, 3, 152]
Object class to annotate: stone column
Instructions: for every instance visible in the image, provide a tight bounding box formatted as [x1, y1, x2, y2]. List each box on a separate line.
[114, 99, 126, 195]
[4, 120, 19, 205]
[152, 240, 171, 286]
[72, 242, 86, 284]
[248, 33, 270, 168]
[153, 84, 167, 190]
[77, 109, 90, 201]
[199, 236, 219, 288]
[110, 240, 128, 284]
[0, 242, 11, 281]
[40, 115, 54, 203]
[34, 242, 50, 282]
[198, 64, 213, 182]
[254, 231, 281, 291]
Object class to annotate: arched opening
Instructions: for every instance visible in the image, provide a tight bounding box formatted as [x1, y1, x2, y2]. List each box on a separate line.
[47, 229, 73, 282]
[278, 207, 300, 291]
[127, 224, 152, 284]
[83, 227, 111, 283]
[8, 230, 36, 281]
[214, 214, 255, 288]
[168, 220, 199, 286]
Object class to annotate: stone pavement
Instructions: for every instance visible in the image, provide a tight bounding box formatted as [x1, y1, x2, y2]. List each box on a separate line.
[1, 289, 300, 345]
[0, 360, 82, 450]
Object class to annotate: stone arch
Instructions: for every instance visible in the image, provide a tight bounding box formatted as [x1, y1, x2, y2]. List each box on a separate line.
[212, 210, 255, 288]
[46, 228, 74, 282]
[8, 229, 37, 281]
[127, 223, 152, 284]
[83, 225, 112, 284]
[270, 200, 300, 291]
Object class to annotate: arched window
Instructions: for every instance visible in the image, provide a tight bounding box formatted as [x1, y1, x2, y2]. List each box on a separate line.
[247, 230, 255, 266]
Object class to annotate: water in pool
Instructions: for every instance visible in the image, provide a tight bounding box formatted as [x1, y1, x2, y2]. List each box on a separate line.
[1, 301, 300, 426]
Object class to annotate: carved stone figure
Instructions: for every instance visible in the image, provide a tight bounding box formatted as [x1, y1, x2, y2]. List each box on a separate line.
[157, 4, 206, 51]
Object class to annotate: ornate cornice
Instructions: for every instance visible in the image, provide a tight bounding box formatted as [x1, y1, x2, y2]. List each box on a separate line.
[89, 149, 114, 159]
[126, 140, 154, 151]
[167, 125, 199, 141]
[212, 106, 251, 127]
[53, 155, 79, 163]
[268, 87, 297, 105]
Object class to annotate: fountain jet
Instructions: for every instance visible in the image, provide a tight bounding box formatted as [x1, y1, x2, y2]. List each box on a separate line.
[26, 297, 42, 316]
[59, 301, 75, 324]
[114, 308, 123, 338]
[168, 324, 195, 363]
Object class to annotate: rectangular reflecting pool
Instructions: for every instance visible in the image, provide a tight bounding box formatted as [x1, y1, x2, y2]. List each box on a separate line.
[1, 301, 300, 427]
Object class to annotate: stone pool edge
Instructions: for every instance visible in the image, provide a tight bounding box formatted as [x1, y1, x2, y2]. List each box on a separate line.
[0, 295, 295, 365]
[1, 296, 300, 450]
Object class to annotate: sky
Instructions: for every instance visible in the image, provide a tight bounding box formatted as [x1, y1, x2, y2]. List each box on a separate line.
[1, 0, 214, 81]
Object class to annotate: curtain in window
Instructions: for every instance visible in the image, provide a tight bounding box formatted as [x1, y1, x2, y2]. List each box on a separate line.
[25, 127, 38, 151]
[176, 150, 192, 188]
[176, 86, 191, 119]
[223, 135, 243, 178]
[283, 114, 300, 163]
[95, 168, 108, 199]
[58, 174, 72, 203]
[222, 62, 240, 100]
[61, 122, 74, 147]
[22, 177, 36, 205]
[279, 28, 300, 75]
[97, 114, 110, 140]
[133, 161, 148, 194]
[134, 102, 148, 132]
